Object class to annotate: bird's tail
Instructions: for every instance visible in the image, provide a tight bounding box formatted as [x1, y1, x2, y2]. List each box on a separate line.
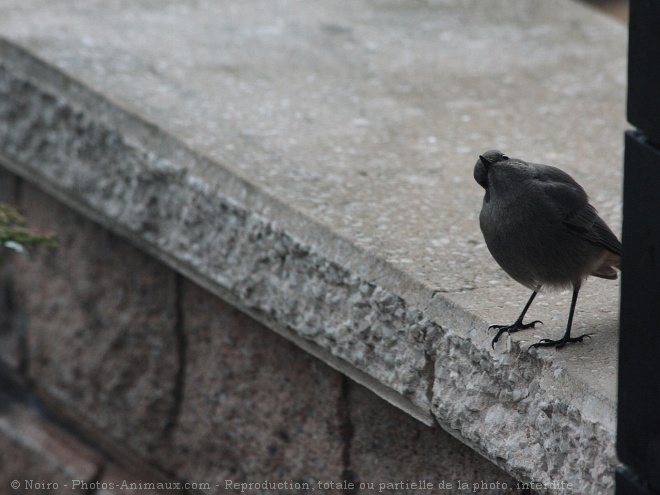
[591, 251, 621, 280]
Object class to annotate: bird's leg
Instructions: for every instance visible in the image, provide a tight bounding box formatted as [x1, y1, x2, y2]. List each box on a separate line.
[530, 289, 593, 349]
[489, 290, 543, 349]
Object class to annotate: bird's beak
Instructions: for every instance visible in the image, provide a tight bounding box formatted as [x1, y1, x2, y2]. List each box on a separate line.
[479, 155, 493, 169]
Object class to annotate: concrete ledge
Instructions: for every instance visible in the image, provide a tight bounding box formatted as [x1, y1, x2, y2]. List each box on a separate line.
[0, 44, 436, 425]
[0, 1, 626, 492]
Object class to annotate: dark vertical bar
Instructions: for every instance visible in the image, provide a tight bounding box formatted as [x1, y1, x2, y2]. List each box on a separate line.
[617, 1, 660, 494]
[626, 0, 660, 143]
[618, 132, 660, 494]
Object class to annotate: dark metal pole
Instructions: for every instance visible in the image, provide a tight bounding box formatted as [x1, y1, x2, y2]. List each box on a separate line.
[617, 1, 660, 494]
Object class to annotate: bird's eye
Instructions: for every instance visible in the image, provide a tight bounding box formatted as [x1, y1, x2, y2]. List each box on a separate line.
[501, 154, 509, 160]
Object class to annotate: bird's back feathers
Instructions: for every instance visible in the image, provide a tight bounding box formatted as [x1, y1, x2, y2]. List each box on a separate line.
[534, 162, 622, 257]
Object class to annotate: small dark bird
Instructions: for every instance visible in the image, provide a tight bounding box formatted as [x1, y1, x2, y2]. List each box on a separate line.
[474, 150, 622, 349]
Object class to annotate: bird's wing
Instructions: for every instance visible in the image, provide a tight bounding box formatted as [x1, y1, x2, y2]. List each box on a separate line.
[559, 202, 623, 256]
[536, 164, 622, 256]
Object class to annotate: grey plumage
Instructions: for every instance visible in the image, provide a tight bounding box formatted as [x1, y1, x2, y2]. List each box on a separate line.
[474, 150, 621, 349]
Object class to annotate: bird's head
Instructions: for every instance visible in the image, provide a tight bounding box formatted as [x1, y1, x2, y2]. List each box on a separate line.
[474, 150, 509, 189]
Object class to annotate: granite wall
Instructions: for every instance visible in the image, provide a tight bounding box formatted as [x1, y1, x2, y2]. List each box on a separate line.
[0, 170, 533, 494]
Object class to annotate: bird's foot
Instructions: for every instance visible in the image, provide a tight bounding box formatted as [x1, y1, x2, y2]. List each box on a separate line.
[529, 333, 593, 350]
[489, 320, 543, 349]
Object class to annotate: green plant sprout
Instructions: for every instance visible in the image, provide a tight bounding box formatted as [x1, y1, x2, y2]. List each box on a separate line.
[0, 203, 57, 262]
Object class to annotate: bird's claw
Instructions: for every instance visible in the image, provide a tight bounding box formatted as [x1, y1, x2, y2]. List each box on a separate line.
[529, 333, 594, 350]
[489, 320, 543, 349]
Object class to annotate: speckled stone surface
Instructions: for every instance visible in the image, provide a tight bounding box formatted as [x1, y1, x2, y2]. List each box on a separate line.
[0, 1, 626, 492]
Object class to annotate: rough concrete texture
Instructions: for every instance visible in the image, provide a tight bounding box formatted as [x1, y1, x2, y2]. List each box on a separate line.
[10, 184, 181, 461]
[0, 0, 626, 492]
[431, 334, 617, 493]
[0, 59, 435, 422]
